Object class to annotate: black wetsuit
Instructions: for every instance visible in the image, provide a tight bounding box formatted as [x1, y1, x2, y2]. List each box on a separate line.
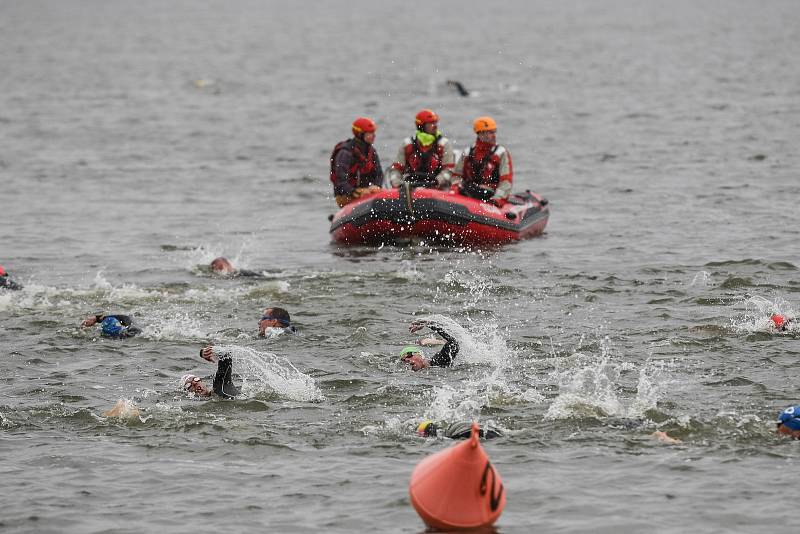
[211, 353, 241, 399]
[422, 421, 502, 440]
[235, 269, 263, 278]
[443, 422, 503, 440]
[427, 325, 459, 367]
[95, 313, 142, 338]
[0, 275, 22, 291]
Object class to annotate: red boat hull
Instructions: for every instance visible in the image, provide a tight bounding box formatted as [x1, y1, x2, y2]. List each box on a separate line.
[330, 186, 549, 246]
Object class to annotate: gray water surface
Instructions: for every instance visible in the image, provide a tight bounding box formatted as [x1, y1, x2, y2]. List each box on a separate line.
[1, 1, 799, 532]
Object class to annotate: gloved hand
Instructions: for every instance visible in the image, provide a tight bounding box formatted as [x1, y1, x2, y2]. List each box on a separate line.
[388, 169, 404, 187]
[435, 170, 452, 189]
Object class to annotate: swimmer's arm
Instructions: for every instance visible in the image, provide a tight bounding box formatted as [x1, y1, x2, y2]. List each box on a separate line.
[213, 355, 238, 399]
[429, 333, 459, 368]
[426, 324, 456, 344]
[81, 313, 133, 327]
[236, 269, 262, 277]
[0, 277, 22, 290]
[109, 315, 134, 327]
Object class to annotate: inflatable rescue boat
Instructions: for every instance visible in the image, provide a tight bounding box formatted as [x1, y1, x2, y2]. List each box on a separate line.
[330, 184, 549, 245]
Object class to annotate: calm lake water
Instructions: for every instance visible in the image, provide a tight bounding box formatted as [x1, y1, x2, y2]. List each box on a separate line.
[1, 0, 799, 532]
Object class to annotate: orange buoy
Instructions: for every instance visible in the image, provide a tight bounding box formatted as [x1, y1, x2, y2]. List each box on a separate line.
[409, 422, 506, 530]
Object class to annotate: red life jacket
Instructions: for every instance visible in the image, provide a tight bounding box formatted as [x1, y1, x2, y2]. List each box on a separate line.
[329, 138, 380, 190]
[401, 136, 445, 180]
[462, 142, 503, 188]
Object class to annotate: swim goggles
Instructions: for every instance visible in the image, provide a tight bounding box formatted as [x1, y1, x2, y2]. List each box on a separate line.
[182, 375, 202, 390]
[260, 315, 291, 327]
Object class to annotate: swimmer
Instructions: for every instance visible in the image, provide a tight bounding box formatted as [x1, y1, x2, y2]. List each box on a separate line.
[776, 405, 800, 439]
[103, 399, 141, 420]
[399, 319, 459, 371]
[0, 264, 22, 291]
[258, 307, 296, 336]
[182, 345, 241, 399]
[416, 420, 502, 440]
[210, 257, 262, 277]
[81, 313, 142, 338]
[770, 314, 794, 332]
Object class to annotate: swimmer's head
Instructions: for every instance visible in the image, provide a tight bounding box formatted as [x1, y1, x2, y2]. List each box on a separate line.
[0, 265, 6, 277]
[400, 345, 428, 371]
[416, 420, 438, 437]
[181, 374, 211, 396]
[777, 406, 800, 438]
[400, 346, 423, 358]
[101, 316, 124, 337]
[771, 314, 788, 330]
[210, 257, 236, 275]
[259, 307, 292, 336]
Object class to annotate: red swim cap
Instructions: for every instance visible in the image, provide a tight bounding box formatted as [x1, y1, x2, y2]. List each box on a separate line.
[771, 314, 786, 329]
[0, 265, 6, 277]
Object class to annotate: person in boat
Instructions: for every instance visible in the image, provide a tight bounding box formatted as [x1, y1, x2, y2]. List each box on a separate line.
[770, 313, 794, 332]
[330, 117, 384, 208]
[0, 264, 22, 291]
[387, 109, 454, 189]
[453, 116, 513, 205]
[183, 346, 240, 399]
[399, 320, 459, 371]
[416, 420, 502, 440]
[776, 405, 800, 439]
[259, 306, 296, 336]
[210, 257, 262, 277]
[81, 313, 142, 338]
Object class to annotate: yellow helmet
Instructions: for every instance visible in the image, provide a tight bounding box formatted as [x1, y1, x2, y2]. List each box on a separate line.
[473, 116, 497, 133]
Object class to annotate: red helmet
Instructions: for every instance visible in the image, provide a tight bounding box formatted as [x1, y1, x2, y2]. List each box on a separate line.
[415, 109, 439, 127]
[352, 117, 377, 135]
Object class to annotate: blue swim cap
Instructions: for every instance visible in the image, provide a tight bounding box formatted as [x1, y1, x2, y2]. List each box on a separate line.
[101, 316, 123, 337]
[777, 406, 800, 431]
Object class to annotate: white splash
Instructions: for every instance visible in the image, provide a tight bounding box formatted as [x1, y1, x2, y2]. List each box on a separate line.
[544, 337, 665, 420]
[415, 314, 512, 368]
[213, 344, 322, 402]
[689, 271, 711, 287]
[140, 309, 208, 341]
[731, 295, 796, 334]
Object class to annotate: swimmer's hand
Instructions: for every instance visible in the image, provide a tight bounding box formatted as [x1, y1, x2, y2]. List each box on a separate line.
[409, 320, 430, 333]
[200, 345, 217, 363]
[652, 431, 682, 444]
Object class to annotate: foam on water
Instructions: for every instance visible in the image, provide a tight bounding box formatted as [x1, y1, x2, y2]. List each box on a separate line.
[213, 344, 322, 402]
[140, 308, 209, 341]
[545, 337, 667, 420]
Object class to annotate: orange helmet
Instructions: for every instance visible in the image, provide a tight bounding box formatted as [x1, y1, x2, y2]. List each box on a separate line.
[415, 109, 439, 127]
[352, 117, 377, 135]
[473, 116, 497, 133]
